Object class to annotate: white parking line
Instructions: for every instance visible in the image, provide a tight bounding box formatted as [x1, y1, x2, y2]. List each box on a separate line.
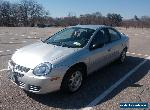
[137, 53, 142, 56]
[127, 52, 150, 57]
[134, 34, 139, 36]
[130, 52, 135, 55]
[0, 50, 16, 53]
[0, 68, 9, 72]
[22, 41, 27, 43]
[10, 38, 15, 40]
[9, 42, 14, 43]
[82, 56, 150, 110]
[144, 54, 149, 57]
[31, 32, 37, 34]
[27, 36, 32, 38]
[6, 50, 10, 52]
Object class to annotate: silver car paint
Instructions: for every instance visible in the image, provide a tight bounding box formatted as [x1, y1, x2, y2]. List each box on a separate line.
[8, 25, 129, 94]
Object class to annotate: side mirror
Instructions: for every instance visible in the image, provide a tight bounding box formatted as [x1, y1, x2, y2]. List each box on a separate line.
[90, 43, 104, 50]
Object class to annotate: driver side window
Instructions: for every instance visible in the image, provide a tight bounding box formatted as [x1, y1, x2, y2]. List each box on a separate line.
[90, 29, 109, 50]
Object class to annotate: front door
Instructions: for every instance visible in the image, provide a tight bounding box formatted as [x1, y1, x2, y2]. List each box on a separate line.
[88, 28, 111, 73]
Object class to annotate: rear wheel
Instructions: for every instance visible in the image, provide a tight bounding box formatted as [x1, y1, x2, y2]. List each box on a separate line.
[61, 67, 84, 93]
[118, 48, 127, 63]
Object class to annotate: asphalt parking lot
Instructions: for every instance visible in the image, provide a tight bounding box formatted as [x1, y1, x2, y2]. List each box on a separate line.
[0, 27, 150, 110]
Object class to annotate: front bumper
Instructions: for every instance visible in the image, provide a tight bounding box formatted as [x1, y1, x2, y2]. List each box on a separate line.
[8, 70, 62, 94]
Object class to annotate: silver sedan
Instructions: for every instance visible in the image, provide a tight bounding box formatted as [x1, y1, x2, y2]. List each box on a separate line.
[8, 25, 129, 94]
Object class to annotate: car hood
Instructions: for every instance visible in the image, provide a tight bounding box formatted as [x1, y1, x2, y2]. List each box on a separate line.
[12, 42, 79, 69]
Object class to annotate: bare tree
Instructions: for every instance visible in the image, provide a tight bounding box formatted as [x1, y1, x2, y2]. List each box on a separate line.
[0, 1, 12, 26]
[0, 0, 150, 28]
[21, 0, 49, 26]
[107, 13, 123, 26]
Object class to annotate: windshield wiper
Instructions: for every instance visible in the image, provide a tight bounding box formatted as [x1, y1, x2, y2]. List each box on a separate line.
[46, 41, 61, 46]
[46, 41, 73, 48]
[61, 42, 73, 48]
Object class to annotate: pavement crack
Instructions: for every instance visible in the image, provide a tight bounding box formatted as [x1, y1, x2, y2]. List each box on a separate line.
[140, 89, 145, 95]
[137, 95, 142, 102]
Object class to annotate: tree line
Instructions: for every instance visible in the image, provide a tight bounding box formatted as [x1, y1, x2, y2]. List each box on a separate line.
[0, 0, 49, 26]
[0, 0, 150, 28]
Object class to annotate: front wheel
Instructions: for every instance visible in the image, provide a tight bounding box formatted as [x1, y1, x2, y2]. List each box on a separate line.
[61, 67, 84, 93]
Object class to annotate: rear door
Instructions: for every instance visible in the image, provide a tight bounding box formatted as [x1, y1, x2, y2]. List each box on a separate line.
[107, 28, 122, 62]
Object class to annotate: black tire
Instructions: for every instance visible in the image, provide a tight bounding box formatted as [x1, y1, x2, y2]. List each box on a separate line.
[118, 48, 127, 63]
[61, 67, 84, 93]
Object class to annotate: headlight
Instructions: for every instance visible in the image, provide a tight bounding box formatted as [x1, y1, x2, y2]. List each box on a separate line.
[33, 62, 53, 76]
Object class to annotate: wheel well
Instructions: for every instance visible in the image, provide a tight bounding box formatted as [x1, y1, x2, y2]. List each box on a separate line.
[124, 47, 128, 51]
[67, 62, 87, 77]
[60, 62, 87, 90]
[62, 62, 87, 81]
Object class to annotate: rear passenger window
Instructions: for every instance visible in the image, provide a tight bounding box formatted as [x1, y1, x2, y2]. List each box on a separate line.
[108, 29, 121, 42]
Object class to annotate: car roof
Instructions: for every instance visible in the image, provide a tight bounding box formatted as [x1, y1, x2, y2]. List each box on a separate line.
[70, 25, 111, 30]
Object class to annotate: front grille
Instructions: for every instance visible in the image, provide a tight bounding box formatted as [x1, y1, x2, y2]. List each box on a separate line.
[18, 81, 25, 88]
[9, 60, 30, 73]
[29, 85, 41, 92]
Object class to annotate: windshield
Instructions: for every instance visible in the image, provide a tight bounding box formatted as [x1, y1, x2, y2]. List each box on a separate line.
[44, 27, 95, 48]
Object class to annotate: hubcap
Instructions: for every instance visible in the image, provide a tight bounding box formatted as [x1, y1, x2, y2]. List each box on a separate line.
[68, 71, 83, 92]
[121, 51, 126, 62]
